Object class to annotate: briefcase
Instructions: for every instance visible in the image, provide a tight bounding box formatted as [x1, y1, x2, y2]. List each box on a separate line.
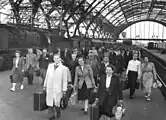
[121, 80, 129, 90]
[9, 75, 13, 83]
[89, 89, 98, 105]
[135, 82, 140, 89]
[89, 104, 100, 120]
[34, 91, 48, 111]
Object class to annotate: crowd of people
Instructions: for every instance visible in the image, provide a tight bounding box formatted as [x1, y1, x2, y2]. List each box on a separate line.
[10, 43, 159, 120]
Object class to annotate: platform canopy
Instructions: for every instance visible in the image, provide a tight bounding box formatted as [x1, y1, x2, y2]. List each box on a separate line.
[0, 0, 166, 39]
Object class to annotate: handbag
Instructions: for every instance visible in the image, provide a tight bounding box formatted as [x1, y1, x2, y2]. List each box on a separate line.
[35, 69, 40, 76]
[135, 79, 140, 89]
[112, 102, 126, 120]
[89, 88, 98, 104]
[70, 92, 78, 106]
[9, 75, 13, 83]
[121, 79, 129, 90]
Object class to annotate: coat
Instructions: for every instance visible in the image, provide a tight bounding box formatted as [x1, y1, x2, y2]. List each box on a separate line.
[89, 58, 100, 77]
[12, 57, 24, 83]
[44, 63, 68, 107]
[74, 64, 95, 89]
[98, 74, 123, 117]
[12, 57, 24, 75]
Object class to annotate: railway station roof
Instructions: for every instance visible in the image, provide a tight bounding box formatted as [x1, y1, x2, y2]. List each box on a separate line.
[0, 0, 166, 38]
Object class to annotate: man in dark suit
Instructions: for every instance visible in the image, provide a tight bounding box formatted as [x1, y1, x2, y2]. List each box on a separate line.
[99, 56, 110, 77]
[38, 49, 49, 85]
[97, 64, 123, 119]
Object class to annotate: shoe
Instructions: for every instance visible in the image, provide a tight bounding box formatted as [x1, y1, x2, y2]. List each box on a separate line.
[10, 88, 15, 92]
[84, 111, 88, 115]
[129, 96, 133, 99]
[56, 112, 60, 119]
[80, 108, 84, 111]
[49, 116, 55, 120]
[146, 97, 151, 102]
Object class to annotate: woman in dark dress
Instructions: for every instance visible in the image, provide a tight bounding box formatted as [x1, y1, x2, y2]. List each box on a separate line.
[74, 56, 96, 114]
[97, 64, 124, 119]
[10, 50, 25, 92]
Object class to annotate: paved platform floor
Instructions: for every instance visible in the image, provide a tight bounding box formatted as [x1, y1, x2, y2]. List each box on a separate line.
[0, 71, 166, 120]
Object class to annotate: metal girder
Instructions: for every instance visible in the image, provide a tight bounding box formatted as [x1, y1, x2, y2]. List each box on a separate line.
[146, 0, 156, 19]
[65, 0, 86, 21]
[116, 0, 128, 24]
[9, 0, 24, 23]
[72, 0, 104, 37]
[84, 0, 114, 35]
[154, 2, 166, 20]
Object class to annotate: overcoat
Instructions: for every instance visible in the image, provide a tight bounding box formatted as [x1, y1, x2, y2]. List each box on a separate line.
[74, 64, 95, 89]
[44, 63, 68, 107]
[11, 57, 24, 83]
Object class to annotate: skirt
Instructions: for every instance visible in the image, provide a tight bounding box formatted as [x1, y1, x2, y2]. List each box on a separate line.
[100, 92, 115, 118]
[12, 69, 24, 83]
[78, 81, 91, 101]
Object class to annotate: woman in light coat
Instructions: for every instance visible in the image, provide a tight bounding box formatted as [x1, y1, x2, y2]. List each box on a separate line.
[43, 53, 68, 120]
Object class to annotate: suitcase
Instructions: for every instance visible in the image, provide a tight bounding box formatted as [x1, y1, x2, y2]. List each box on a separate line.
[89, 104, 100, 120]
[121, 80, 129, 90]
[89, 89, 98, 104]
[34, 91, 48, 111]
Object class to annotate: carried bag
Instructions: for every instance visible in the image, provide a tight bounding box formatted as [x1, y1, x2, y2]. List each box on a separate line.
[9, 75, 13, 83]
[35, 69, 40, 76]
[33, 91, 48, 111]
[121, 80, 129, 90]
[112, 102, 126, 120]
[89, 88, 98, 104]
[135, 82, 140, 89]
[70, 92, 78, 106]
[89, 103, 100, 120]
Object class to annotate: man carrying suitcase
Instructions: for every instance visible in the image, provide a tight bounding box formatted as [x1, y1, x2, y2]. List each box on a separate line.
[43, 53, 68, 120]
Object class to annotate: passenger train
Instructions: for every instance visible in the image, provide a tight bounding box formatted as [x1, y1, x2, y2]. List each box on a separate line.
[147, 42, 166, 54]
[0, 23, 113, 70]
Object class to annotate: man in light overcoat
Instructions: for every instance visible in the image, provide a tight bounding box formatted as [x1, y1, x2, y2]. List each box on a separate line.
[43, 53, 68, 120]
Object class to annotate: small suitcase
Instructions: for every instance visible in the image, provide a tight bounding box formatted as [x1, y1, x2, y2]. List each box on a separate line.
[89, 103, 100, 120]
[34, 91, 48, 111]
[89, 90, 98, 105]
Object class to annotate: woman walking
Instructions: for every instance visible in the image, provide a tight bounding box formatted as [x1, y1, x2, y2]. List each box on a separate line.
[141, 57, 157, 101]
[10, 50, 24, 92]
[97, 64, 124, 119]
[74, 56, 96, 114]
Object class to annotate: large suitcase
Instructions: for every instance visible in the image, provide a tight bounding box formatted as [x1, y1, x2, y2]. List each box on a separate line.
[89, 103, 100, 120]
[34, 91, 48, 111]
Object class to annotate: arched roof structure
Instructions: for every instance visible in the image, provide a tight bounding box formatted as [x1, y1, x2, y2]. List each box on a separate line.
[0, 0, 166, 39]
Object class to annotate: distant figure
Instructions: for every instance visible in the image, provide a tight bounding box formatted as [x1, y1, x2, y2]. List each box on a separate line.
[10, 50, 24, 91]
[25, 48, 38, 85]
[126, 53, 141, 99]
[141, 57, 157, 101]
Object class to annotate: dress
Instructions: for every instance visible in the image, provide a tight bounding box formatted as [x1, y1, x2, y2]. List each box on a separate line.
[141, 63, 156, 90]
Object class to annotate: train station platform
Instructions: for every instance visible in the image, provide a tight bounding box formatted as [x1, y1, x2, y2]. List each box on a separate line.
[145, 49, 166, 62]
[0, 70, 166, 120]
